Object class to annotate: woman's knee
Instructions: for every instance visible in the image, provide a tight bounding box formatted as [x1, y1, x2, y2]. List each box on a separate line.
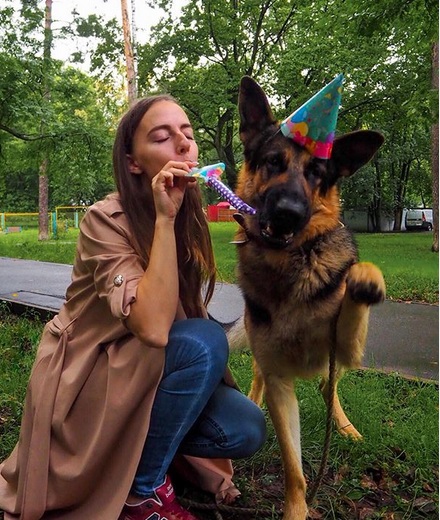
[199, 384, 267, 458]
[236, 400, 267, 457]
[167, 319, 228, 375]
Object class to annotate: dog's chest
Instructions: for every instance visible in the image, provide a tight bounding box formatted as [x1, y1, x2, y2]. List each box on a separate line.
[236, 229, 357, 373]
[238, 229, 356, 308]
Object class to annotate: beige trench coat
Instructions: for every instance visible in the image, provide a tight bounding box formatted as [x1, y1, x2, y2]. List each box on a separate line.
[0, 194, 239, 520]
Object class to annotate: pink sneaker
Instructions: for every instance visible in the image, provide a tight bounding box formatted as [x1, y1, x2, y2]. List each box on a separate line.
[118, 475, 199, 520]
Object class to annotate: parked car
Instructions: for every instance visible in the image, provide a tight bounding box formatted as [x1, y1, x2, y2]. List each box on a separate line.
[405, 208, 433, 231]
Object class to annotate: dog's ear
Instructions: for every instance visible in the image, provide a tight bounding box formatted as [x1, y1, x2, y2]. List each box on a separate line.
[238, 76, 277, 144]
[331, 130, 384, 177]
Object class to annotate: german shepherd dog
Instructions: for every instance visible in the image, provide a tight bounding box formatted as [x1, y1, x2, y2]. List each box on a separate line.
[227, 77, 386, 520]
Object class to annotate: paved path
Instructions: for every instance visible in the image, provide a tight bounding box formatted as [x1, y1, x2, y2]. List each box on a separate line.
[0, 257, 438, 382]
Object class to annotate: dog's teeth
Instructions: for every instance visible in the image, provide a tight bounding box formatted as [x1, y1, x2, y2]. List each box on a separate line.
[263, 225, 273, 237]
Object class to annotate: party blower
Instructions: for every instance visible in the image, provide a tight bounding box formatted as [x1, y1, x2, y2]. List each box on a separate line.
[188, 162, 256, 215]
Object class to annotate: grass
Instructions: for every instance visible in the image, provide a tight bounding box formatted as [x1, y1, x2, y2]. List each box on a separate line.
[210, 223, 439, 304]
[0, 307, 438, 519]
[355, 233, 439, 305]
[0, 306, 43, 459]
[229, 351, 438, 519]
[0, 225, 438, 303]
[0, 224, 438, 518]
[0, 228, 79, 265]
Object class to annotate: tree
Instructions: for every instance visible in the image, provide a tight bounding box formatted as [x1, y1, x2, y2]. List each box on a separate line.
[1, 0, 437, 227]
[431, 41, 438, 252]
[0, 4, 115, 215]
[38, 0, 53, 240]
[137, 0, 298, 186]
[272, 0, 436, 231]
[335, 0, 438, 232]
[136, 0, 436, 216]
[120, 0, 136, 104]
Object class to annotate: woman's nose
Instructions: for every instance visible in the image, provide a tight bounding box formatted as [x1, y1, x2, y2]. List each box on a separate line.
[176, 133, 191, 154]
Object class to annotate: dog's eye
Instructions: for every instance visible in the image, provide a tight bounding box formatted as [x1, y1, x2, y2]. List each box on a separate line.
[305, 161, 326, 186]
[266, 154, 284, 172]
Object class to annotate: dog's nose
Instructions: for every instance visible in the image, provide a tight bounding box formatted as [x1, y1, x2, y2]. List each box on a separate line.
[275, 197, 304, 219]
[273, 196, 307, 227]
[260, 189, 311, 240]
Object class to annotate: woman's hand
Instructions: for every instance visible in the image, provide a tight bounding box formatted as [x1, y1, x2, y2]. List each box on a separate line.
[128, 161, 196, 347]
[151, 160, 197, 220]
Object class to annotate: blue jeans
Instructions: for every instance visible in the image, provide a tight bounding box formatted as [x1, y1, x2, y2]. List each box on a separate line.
[132, 319, 267, 497]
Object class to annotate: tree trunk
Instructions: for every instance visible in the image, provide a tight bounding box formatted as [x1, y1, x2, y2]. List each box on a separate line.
[38, 161, 49, 240]
[371, 160, 382, 232]
[121, 0, 137, 105]
[393, 207, 403, 231]
[431, 41, 439, 252]
[131, 0, 137, 78]
[38, 0, 52, 241]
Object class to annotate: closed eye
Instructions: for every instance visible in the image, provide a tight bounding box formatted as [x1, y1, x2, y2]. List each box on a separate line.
[153, 133, 193, 143]
[150, 125, 194, 143]
[151, 130, 170, 143]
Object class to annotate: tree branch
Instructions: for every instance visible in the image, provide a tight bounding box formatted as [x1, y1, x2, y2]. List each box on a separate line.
[0, 123, 90, 142]
[0, 123, 49, 141]
[206, 1, 226, 64]
[253, 2, 297, 77]
[339, 96, 386, 117]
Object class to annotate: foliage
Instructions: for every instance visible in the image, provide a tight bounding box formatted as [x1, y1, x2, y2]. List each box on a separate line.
[0, 0, 437, 231]
[0, 3, 116, 211]
[136, 0, 437, 225]
[137, 0, 303, 185]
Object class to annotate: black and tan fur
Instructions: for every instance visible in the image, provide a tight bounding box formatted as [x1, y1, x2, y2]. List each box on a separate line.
[227, 77, 386, 520]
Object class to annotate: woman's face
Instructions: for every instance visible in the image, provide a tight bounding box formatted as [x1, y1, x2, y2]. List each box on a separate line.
[127, 100, 199, 178]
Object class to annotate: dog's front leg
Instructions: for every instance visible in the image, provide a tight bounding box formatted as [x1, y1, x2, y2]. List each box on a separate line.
[264, 374, 307, 520]
[328, 261, 386, 439]
[336, 261, 386, 368]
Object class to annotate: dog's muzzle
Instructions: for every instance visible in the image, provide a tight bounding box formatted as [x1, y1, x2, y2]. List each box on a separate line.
[259, 194, 311, 249]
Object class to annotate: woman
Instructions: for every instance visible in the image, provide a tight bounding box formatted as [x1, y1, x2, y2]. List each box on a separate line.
[0, 95, 266, 520]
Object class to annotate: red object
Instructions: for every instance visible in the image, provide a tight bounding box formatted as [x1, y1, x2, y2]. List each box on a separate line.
[118, 474, 199, 520]
[207, 205, 219, 222]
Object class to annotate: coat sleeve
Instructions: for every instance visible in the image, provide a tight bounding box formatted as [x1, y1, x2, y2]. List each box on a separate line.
[78, 202, 144, 320]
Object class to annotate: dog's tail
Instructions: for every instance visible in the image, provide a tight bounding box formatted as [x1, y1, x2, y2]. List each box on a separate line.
[226, 316, 249, 351]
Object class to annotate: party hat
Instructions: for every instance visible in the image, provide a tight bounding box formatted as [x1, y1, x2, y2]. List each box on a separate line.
[280, 74, 344, 159]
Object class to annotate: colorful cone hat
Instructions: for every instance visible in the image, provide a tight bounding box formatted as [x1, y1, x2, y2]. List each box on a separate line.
[280, 73, 344, 159]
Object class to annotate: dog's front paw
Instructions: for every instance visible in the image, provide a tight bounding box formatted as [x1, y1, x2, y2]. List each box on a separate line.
[346, 262, 386, 305]
[337, 421, 363, 440]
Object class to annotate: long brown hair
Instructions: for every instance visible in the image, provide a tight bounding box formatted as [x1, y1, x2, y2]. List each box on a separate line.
[113, 95, 216, 317]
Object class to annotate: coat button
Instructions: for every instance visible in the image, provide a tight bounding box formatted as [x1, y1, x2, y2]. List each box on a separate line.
[113, 274, 124, 287]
